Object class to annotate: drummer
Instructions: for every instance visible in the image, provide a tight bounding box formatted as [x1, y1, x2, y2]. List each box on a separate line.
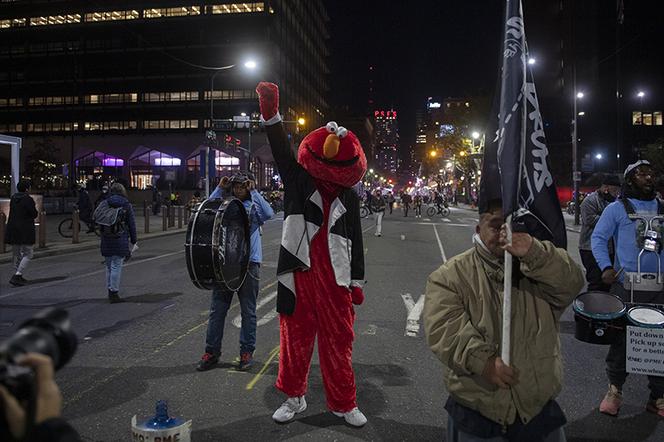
[592, 160, 664, 417]
[196, 171, 274, 372]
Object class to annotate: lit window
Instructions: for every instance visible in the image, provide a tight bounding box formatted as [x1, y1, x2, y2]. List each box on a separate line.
[83, 93, 138, 104]
[643, 113, 653, 126]
[0, 98, 23, 107]
[633, 111, 642, 125]
[30, 14, 81, 26]
[0, 123, 23, 132]
[142, 91, 199, 102]
[144, 6, 201, 18]
[83, 121, 137, 131]
[654, 111, 663, 126]
[1, 18, 27, 28]
[144, 120, 199, 129]
[208, 3, 265, 14]
[84, 10, 140, 22]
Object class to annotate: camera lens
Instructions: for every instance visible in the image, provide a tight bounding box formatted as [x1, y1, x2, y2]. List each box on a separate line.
[0, 308, 77, 370]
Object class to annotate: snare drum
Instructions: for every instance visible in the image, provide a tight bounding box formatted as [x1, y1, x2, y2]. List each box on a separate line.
[627, 306, 664, 328]
[573, 291, 626, 345]
[185, 198, 250, 291]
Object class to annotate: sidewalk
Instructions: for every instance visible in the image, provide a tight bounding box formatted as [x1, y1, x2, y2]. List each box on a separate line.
[0, 206, 188, 264]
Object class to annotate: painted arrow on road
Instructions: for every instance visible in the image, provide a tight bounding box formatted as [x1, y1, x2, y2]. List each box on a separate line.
[232, 290, 278, 328]
[401, 292, 425, 337]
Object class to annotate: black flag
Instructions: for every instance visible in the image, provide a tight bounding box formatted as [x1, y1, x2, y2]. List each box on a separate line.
[481, 0, 567, 249]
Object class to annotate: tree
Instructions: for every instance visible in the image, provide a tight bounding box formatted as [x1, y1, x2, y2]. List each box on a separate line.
[643, 138, 664, 173]
[25, 138, 60, 190]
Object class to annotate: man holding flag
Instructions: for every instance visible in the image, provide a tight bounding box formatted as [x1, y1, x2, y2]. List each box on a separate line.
[424, 0, 585, 440]
[424, 200, 583, 441]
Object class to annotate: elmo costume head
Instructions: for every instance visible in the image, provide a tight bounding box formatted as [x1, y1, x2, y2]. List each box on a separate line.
[297, 121, 367, 188]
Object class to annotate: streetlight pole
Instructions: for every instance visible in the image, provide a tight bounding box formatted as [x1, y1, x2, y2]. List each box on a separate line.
[572, 70, 582, 226]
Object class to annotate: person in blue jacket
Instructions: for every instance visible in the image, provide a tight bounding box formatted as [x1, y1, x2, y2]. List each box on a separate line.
[591, 160, 664, 417]
[99, 183, 137, 304]
[196, 171, 274, 372]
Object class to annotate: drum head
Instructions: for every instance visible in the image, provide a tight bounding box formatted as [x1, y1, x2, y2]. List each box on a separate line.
[573, 291, 626, 320]
[627, 306, 664, 328]
[217, 199, 250, 292]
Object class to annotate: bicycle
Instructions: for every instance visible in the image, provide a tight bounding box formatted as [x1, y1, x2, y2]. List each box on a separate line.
[426, 203, 451, 218]
[360, 204, 371, 219]
[58, 217, 100, 238]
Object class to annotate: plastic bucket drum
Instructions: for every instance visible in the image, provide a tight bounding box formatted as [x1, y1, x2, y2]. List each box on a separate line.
[573, 291, 626, 345]
[627, 306, 664, 328]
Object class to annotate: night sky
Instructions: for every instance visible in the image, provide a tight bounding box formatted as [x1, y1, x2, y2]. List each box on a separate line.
[325, 0, 503, 147]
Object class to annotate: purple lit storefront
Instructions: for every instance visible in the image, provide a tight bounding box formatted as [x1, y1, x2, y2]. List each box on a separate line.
[75, 151, 124, 189]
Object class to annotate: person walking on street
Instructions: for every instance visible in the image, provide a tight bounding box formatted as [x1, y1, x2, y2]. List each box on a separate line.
[413, 193, 423, 218]
[5, 180, 38, 287]
[371, 189, 386, 237]
[77, 184, 94, 233]
[151, 187, 162, 216]
[591, 160, 664, 417]
[386, 191, 395, 214]
[95, 184, 109, 208]
[196, 172, 274, 372]
[579, 174, 621, 292]
[424, 199, 584, 442]
[95, 183, 137, 303]
[401, 191, 411, 217]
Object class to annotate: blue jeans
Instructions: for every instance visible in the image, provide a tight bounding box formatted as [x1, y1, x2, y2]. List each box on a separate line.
[105, 255, 124, 292]
[205, 262, 260, 356]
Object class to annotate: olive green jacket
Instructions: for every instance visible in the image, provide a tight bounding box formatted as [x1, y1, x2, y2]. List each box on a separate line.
[423, 238, 584, 427]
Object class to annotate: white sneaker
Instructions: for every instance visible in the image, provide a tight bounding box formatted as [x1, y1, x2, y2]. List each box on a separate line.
[332, 407, 367, 427]
[272, 396, 307, 423]
[374, 232, 381, 237]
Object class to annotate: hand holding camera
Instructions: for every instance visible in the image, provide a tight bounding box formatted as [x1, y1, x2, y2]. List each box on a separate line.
[0, 353, 62, 440]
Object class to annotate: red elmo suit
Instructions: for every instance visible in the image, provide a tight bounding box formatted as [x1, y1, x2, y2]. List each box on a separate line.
[256, 82, 367, 416]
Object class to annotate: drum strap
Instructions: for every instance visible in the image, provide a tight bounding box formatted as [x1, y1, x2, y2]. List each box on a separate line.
[620, 197, 664, 216]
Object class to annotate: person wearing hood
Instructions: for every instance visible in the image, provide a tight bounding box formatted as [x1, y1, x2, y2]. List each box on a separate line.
[579, 174, 621, 292]
[76, 184, 94, 233]
[98, 183, 137, 303]
[592, 160, 664, 417]
[5, 180, 38, 286]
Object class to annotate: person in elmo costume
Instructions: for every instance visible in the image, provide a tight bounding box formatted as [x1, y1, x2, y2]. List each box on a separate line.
[255, 82, 368, 427]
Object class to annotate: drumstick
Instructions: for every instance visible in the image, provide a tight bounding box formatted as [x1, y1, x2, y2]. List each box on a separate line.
[615, 267, 624, 278]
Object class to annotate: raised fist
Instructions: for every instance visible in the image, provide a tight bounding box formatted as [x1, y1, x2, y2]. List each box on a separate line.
[256, 82, 279, 121]
[350, 286, 364, 305]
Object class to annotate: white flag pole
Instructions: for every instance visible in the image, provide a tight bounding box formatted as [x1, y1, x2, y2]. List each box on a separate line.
[501, 214, 513, 365]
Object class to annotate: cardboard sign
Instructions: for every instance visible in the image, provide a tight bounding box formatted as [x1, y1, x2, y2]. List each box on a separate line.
[626, 326, 664, 376]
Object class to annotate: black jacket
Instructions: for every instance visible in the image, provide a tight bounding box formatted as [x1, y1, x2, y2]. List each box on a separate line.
[265, 122, 365, 315]
[27, 418, 82, 442]
[5, 192, 38, 245]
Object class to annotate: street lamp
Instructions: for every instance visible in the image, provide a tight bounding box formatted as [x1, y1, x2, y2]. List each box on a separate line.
[429, 150, 437, 158]
[472, 131, 480, 139]
[206, 59, 258, 197]
[528, 57, 536, 65]
[637, 91, 645, 109]
[572, 87, 584, 225]
[595, 153, 603, 160]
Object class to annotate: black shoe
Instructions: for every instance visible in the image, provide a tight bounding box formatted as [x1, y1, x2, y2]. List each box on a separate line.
[108, 290, 124, 303]
[238, 351, 254, 371]
[196, 352, 219, 371]
[9, 275, 26, 287]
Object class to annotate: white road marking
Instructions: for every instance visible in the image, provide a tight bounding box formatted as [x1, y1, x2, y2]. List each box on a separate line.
[432, 224, 448, 263]
[232, 290, 278, 328]
[0, 250, 184, 299]
[442, 218, 451, 222]
[401, 292, 426, 337]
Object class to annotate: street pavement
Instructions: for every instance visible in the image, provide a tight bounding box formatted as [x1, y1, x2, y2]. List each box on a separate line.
[0, 205, 663, 441]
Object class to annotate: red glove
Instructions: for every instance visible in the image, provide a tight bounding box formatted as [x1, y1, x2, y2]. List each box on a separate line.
[255, 82, 279, 121]
[350, 286, 364, 305]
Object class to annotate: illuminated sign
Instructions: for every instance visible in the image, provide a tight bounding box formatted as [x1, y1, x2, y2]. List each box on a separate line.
[428, 102, 441, 109]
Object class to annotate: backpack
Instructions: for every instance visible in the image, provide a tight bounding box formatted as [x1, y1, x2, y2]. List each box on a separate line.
[93, 200, 127, 236]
